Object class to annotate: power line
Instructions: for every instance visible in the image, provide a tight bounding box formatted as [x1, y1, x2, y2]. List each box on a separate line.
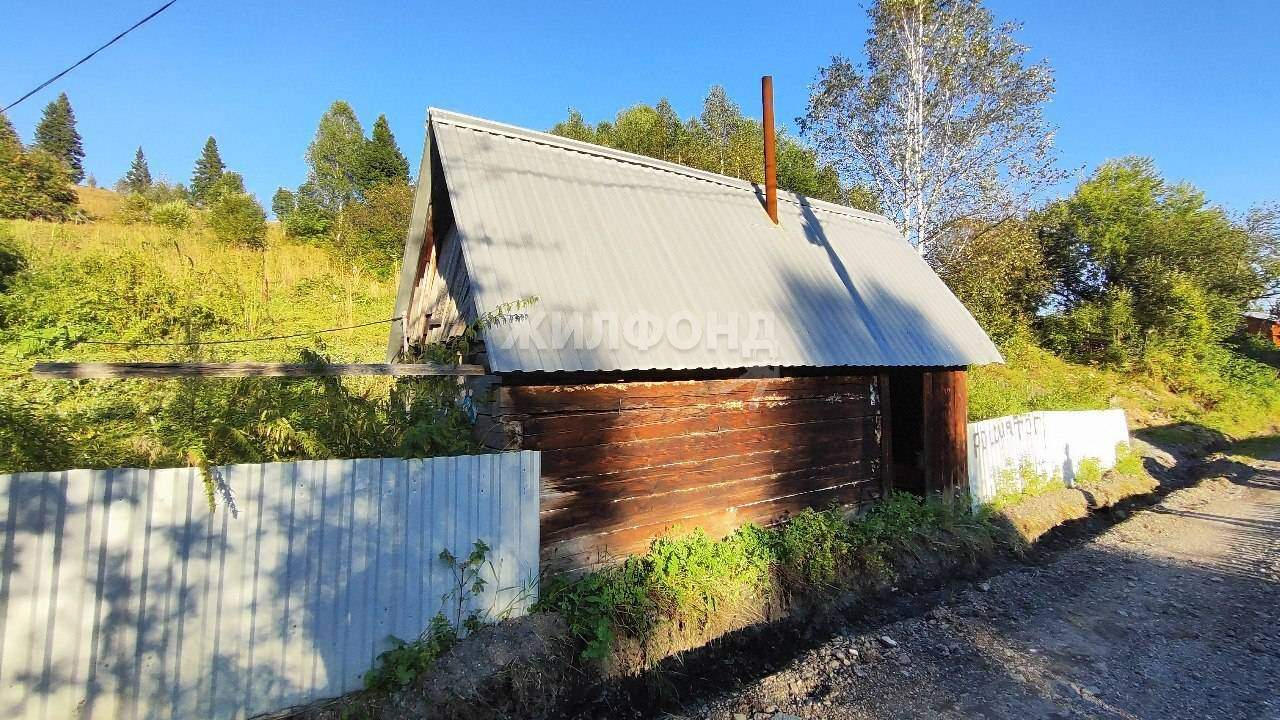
[22, 316, 402, 348]
[4, 0, 179, 112]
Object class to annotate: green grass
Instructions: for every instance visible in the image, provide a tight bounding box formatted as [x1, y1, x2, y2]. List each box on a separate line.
[970, 335, 1280, 440]
[536, 494, 995, 662]
[0, 218, 478, 475]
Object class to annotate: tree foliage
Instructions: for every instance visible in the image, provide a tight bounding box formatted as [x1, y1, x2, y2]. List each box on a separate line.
[33, 93, 85, 184]
[549, 88, 877, 210]
[122, 146, 153, 194]
[1038, 157, 1268, 364]
[305, 101, 366, 213]
[336, 180, 413, 276]
[361, 115, 411, 188]
[208, 182, 267, 249]
[0, 112, 77, 220]
[932, 218, 1049, 343]
[802, 0, 1062, 254]
[190, 136, 226, 206]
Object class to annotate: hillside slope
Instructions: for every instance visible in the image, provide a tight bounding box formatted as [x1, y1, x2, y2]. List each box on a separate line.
[0, 218, 455, 473]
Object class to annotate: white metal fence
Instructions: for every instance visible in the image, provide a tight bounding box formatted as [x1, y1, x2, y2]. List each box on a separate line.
[967, 409, 1130, 506]
[0, 452, 540, 720]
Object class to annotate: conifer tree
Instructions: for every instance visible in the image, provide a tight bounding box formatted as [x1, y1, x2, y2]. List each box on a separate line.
[190, 136, 226, 206]
[360, 114, 411, 189]
[123, 147, 152, 194]
[33, 93, 85, 183]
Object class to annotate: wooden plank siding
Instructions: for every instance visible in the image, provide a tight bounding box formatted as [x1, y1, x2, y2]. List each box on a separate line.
[485, 375, 885, 573]
[922, 369, 969, 502]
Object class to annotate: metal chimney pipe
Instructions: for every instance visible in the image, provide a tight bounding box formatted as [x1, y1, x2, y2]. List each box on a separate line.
[761, 75, 779, 224]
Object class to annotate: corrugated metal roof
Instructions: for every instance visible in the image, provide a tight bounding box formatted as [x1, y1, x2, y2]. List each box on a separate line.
[414, 107, 1001, 372]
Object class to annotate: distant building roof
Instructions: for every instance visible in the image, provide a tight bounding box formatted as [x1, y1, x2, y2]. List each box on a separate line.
[1244, 311, 1276, 321]
[389, 108, 1003, 373]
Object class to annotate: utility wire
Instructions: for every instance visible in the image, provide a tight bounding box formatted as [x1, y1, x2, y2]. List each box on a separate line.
[22, 316, 402, 348]
[4, 0, 179, 112]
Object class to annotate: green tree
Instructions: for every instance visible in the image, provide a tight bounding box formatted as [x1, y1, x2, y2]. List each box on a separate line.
[282, 182, 332, 239]
[802, 0, 1063, 255]
[33, 93, 85, 183]
[337, 180, 413, 276]
[190, 136, 226, 206]
[360, 115, 410, 189]
[0, 111, 77, 220]
[932, 218, 1050, 342]
[209, 188, 267, 248]
[305, 100, 366, 212]
[122, 147, 152, 194]
[548, 90, 862, 208]
[550, 109, 596, 143]
[1039, 157, 1265, 363]
[271, 186, 297, 218]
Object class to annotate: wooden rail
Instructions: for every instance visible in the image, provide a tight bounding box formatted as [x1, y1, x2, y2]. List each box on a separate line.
[32, 362, 488, 379]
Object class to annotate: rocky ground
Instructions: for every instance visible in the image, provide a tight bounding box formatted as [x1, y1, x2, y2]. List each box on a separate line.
[670, 446, 1280, 720]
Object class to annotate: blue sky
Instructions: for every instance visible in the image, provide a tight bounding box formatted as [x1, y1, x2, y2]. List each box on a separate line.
[3, 1, 1277, 215]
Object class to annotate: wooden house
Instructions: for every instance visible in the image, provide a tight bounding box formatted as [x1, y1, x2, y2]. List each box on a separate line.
[388, 104, 1001, 572]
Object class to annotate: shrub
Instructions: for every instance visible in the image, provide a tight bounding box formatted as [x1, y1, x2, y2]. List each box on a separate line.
[363, 613, 457, 691]
[932, 219, 1051, 344]
[208, 191, 267, 248]
[336, 180, 412, 276]
[0, 225, 25, 290]
[150, 200, 193, 230]
[0, 140, 77, 220]
[1073, 456, 1104, 486]
[113, 193, 153, 225]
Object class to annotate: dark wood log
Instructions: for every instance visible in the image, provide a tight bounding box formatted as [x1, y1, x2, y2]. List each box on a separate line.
[541, 460, 876, 542]
[538, 415, 877, 477]
[519, 395, 877, 450]
[877, 372, 895, 494]
[542, 479, 880, 573]
[539, 435, 876, 500]
[31, 362, 488, 379]
[498, 376, 873, 414]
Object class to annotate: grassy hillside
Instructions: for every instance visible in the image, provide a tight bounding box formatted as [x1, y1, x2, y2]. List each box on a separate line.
[0, 217, 482, 474]
[1, 213, 1277, 475]
[75, 185, 125, 220]
[970, 335, 1280, 439]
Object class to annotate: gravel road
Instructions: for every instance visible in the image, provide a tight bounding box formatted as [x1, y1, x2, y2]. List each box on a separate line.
[681, 449, 1280, 720]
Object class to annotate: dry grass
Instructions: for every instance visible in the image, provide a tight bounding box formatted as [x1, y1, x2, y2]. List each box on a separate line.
[75, 185, 125, 219]
[6, 219, 395, 362]
[995, 487, 1091, 546]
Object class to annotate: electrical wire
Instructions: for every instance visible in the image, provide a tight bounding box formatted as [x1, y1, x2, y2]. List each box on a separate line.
[4, 0, 180, 112]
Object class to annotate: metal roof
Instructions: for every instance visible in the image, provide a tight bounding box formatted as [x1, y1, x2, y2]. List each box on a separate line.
[392, 108, 1002, 372]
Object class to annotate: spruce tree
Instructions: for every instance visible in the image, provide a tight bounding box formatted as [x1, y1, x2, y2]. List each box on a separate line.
[360, 114, 410, 189]
[123, 147, 152, 194]
[190, 136, 226, 206]
[33, 93, 85, 183]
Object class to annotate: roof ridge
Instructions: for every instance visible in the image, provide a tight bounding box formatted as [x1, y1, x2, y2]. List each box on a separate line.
[428, 107, 893, 227]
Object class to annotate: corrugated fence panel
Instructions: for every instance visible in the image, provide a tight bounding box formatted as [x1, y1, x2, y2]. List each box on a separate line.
[0, 452, 540, 720]
[967, 409, 1130, 507]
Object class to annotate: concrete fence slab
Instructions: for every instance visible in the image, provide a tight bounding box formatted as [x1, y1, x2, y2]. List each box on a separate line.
[967, 409, 1130, 507]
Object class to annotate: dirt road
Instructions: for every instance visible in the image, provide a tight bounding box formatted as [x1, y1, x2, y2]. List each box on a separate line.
[683, 450, 1280, 720]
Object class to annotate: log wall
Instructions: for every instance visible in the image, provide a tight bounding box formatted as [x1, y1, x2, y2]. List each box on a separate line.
[483, 375, 884, 573]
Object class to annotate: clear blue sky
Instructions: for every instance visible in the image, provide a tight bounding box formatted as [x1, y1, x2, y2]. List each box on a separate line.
[3, 1, 1277, 215]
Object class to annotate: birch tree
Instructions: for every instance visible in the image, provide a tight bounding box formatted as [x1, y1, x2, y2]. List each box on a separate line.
[800, 0, 1063, 256]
